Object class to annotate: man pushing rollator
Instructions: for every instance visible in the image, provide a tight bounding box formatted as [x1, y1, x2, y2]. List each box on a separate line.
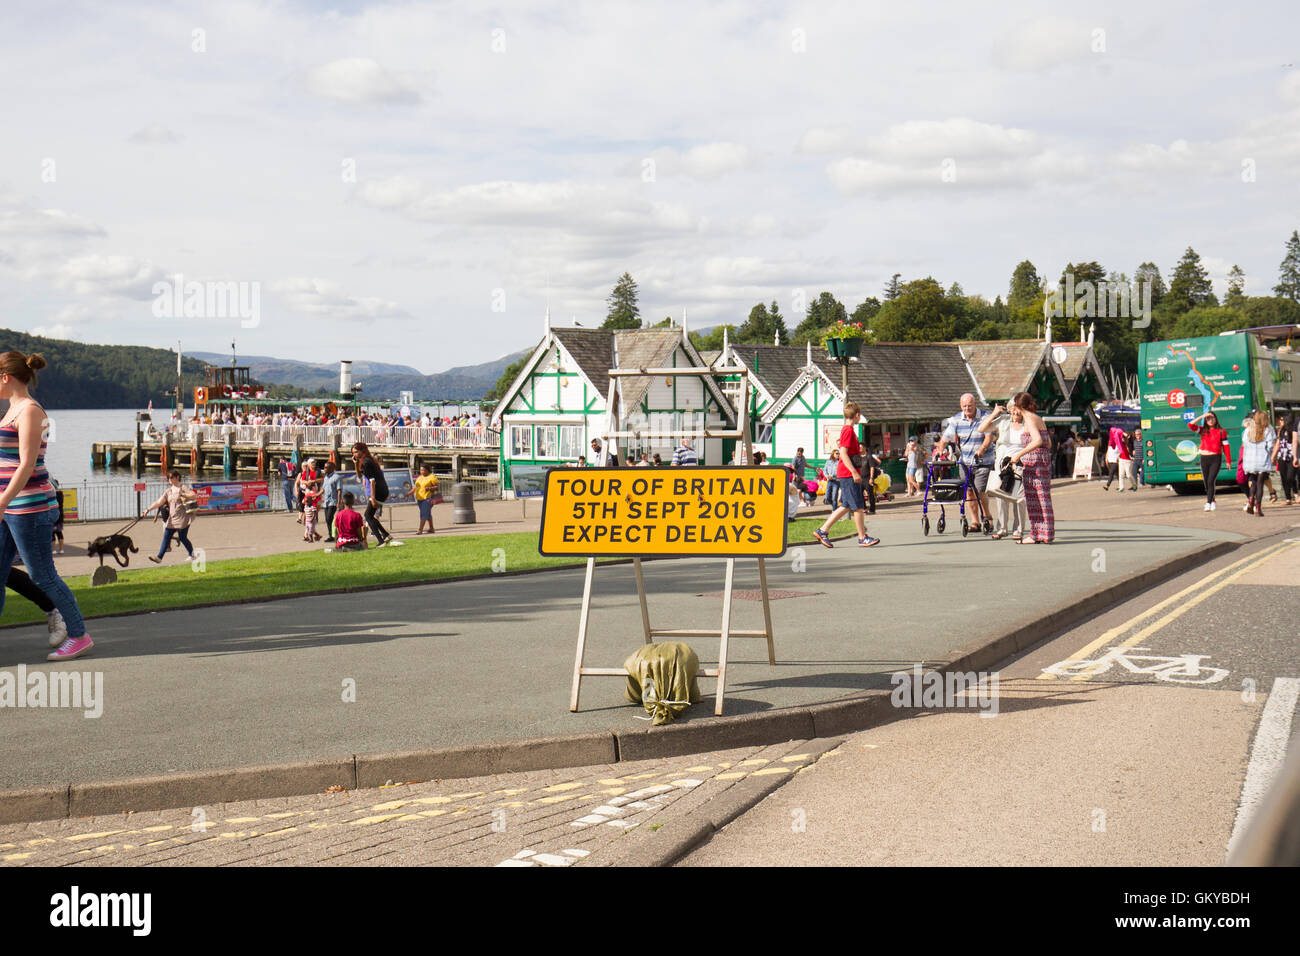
[936, 392, 996, 535]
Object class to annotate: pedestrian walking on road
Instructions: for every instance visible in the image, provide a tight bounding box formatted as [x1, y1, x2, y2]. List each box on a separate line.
[145, 470, 199, 563]
[1188, 411, 1231, 511]
[1272, 413, 1298, 505]
[0, 351, 94, 660]
[278, 456, 297, 513]
[904, 438, 921, 496]
[1007, 392, 1054, 544]
[1240, 411, 1276, 517]
[813, 402, 878, 549]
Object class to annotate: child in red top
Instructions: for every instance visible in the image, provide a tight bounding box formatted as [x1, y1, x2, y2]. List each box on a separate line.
[332, 492, 366, 551]
[1189, 411, 1232, 510]
[301, 479, 323, 542]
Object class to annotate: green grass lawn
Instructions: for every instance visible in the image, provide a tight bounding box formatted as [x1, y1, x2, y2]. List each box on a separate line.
[3, 515, 861, 626]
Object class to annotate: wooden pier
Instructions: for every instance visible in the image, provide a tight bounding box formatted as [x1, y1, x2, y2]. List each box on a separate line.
[91, 432, 501, 483]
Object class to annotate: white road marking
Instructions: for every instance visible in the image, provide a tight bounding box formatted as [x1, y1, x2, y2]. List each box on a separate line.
[532, 853, 575, 866]
[1228, 677, 1300, 857]
[495, 859, 535, 867]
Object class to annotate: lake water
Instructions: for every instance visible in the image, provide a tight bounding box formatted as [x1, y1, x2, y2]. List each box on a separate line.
[38, 408, 153, 487]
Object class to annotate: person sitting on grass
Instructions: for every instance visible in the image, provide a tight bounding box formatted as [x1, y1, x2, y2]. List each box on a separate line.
[331, 492, 367, 551]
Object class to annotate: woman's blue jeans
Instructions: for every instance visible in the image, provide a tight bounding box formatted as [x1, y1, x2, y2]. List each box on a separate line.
[158, 526, 194, 559]
[0, 508, 86, 639]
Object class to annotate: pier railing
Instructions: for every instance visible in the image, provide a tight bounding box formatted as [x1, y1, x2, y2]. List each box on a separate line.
[183, 423, 499, 450]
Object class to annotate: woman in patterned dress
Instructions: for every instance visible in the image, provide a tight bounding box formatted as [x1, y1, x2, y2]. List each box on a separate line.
[1008, 391, 1054, 544]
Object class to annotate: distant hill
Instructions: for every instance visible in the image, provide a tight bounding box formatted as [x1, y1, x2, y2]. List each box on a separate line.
[190, 349, 531, 401]
[0, 328, 210, 410]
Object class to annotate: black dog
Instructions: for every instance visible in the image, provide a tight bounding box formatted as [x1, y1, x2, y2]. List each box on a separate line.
[88, 534, 138, 567]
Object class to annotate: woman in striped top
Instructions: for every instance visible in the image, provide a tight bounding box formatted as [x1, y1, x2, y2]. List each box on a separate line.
[0, 351, 92, 660]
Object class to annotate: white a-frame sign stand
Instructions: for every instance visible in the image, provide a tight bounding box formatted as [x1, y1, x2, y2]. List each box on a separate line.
[566, 360, 779, 717]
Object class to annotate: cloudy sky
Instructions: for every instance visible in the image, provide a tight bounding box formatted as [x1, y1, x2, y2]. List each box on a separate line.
[1, 0, 1297, 373]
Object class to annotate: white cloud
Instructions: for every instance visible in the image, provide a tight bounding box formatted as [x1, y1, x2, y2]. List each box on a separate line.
[354, 177, 700, 238]
[29, 324, 81, 341]
[796, 127, 858, 155]
[272, 277, 408, 321]
[51, 254, 163, 299]
[992, 17, 1100, 72]
[646, 142, 752, 179]
[304, 58, 422, 105]
[0, 195, 105, 240]
[128, 124, 182, 144]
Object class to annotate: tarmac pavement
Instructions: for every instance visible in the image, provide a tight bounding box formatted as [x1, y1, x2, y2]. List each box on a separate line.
[1, 512, 1239, 791]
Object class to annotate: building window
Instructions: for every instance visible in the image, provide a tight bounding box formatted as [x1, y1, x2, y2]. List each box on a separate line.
[559, 425, 584, 460]
[536, 425, 558, 459]
[754, 423, 774, 443]
[510, 425, 532, 458]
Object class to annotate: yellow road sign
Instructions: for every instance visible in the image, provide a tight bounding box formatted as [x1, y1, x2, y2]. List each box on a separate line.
[538, 466, 789, 557]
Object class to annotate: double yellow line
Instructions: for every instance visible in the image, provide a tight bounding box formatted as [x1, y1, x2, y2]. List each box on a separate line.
[1039, 539, 1300, 682]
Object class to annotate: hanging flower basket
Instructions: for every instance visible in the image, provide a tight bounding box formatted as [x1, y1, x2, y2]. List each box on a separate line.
[822, 322, 870, 359]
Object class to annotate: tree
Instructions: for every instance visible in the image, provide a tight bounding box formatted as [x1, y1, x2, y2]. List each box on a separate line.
[851, 296, 881, 325]
[883, 273, 902, 300]
[1007, 260, 1041, 310]
[870, 278, 962, 342]
[1167, 305, 1248, 340]
[687, 324, 735, 352]
[1058, 261, 1107, 290]
[1275, 230, 1300, 302]
[602, 272, 641, 329]
[1166, 247, 1215, 315]
[1225, 265, 1246, 306]
[483, 356, 528, 403]
[947, 281, 965, 299]
[792, 291, 848, 345]
[1134, 262, 1166, 309]
[737, 300, 789, 344]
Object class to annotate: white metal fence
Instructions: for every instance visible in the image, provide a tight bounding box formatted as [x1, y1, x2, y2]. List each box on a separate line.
[70, 474, 502, 523]
[185, 424, 498, 449]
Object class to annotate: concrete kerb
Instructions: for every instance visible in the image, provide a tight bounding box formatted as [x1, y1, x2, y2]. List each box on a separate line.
[0, 531, 1253, 827]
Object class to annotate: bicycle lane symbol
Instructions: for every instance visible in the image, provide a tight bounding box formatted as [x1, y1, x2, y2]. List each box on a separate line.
[1042, 646, 1229, 685]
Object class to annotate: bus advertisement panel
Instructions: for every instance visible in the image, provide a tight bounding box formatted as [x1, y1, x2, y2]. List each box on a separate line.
[1138, 334, 1260, 489]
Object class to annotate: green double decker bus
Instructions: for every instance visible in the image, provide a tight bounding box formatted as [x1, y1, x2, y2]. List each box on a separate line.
[1138, 331, 1300, 494]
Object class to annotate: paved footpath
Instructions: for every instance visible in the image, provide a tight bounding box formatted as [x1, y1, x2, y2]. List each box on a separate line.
[1, 511, 1238, 790]
[0, 739, 836, 867]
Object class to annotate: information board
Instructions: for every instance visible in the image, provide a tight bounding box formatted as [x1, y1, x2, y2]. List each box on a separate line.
[510, 465, 551, 499]
[1072, 445, 1096, 479]
[538, 466, 789, 557]
[192, 480, 272, 512]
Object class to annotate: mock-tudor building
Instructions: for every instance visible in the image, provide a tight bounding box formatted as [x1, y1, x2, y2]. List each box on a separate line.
[490, 322, 734, 494]
[721, 341, 984, 466]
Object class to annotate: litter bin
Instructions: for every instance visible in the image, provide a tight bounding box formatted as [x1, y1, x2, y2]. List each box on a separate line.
[452, 482, 476, 524]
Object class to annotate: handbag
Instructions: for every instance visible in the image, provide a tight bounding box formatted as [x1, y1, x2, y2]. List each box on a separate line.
[1236, 458, 1246, 485]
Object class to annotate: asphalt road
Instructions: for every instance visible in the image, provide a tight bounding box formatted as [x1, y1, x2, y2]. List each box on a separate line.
[0, 518, 1236, 790]
[680, 531, 1300, 866]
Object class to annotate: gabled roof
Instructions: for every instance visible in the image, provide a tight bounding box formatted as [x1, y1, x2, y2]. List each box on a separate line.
[727, 344, 810, 403]
[551, 328, 615, 399]
[496, 326, 735, 426]
[762, 343, 981, 423]
[952, 339, 1064, 402]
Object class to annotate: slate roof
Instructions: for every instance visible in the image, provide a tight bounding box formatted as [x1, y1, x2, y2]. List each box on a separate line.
[806, 343, 978, 423]
[546, 327, 732, 421]
[728, 345, 813, 402]
[952, 340, 1050, 402]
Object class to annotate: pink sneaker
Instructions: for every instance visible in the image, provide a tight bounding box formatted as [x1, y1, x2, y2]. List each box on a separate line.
[47, 635, 93, 661]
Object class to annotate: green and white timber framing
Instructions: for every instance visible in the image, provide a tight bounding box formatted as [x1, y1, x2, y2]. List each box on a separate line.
[490, 315, 737, 494]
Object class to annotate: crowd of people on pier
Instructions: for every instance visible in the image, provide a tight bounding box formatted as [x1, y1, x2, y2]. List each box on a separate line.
[188, 407, 486, 431]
